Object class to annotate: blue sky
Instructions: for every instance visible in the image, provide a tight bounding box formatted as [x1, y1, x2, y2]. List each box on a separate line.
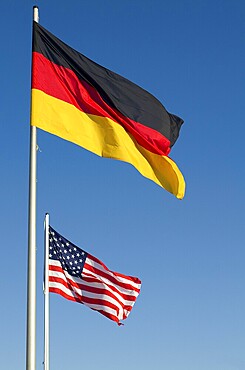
[1, 1, 244, 369]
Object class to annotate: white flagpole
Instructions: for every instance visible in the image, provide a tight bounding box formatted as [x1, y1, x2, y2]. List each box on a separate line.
[26, 6, 39, 370]
[44, 213, 50, 370]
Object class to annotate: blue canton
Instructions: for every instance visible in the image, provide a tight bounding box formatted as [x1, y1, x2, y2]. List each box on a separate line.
[49, 226, 87, 277]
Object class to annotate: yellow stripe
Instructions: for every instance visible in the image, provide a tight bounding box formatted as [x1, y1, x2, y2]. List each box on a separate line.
[31, 89, 185, 198]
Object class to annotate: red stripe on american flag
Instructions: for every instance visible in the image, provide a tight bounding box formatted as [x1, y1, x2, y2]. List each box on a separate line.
[49, 279, 123, 324]
[84, 255, 141, 293]
[49, 274, 137, 306]
[87, 253, 141, 284]
[49, 259, 141, 325]
[49, 287, 82, 303]
[49, 264, 138, 302]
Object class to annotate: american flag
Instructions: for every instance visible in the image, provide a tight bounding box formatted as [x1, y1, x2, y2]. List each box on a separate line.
[48, 226, 141, 325]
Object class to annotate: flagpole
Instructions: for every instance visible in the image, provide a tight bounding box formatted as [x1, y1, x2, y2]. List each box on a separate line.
[26, 6, 39, 370]
[44, 213, 50, 370]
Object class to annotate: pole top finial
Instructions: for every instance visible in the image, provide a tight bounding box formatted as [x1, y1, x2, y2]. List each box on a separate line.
[33, 5, 39, 23]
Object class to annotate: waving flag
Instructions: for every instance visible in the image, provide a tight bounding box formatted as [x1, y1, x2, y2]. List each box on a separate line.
[31, 21, 185, 198]
[48, 226, 141, 325]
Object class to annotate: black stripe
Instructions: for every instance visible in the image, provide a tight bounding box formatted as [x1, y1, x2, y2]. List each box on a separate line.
[33, 21, 183, 146]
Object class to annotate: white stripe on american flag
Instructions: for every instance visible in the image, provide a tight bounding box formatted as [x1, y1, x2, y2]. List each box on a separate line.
[85, 255, 141, 290]
[49, 273, 124, 321]
[49, 264, 131, 311]
[82, 264, 140, 297]
[49, 259, 141, 324]
[49, 267, 137, 306]
[49, 268, 126, 320]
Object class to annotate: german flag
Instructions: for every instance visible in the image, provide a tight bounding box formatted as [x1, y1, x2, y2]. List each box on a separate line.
[31, 21, 185, 198]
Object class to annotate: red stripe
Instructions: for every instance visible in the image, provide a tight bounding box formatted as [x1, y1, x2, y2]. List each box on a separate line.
[50, 278, 123, 317]
[49, 274, 137, 303]
[88, 253, 141, 284]
[81, 295, 121, 314]
[49, 287, 82, 303]
[81, 275, 137, 301]
[83, 262, 140, 293]
[50, 262, 139, 296]
[50, 287, 120, 324]
[49, 264, 138, 301]
[32, 52, 170, 156]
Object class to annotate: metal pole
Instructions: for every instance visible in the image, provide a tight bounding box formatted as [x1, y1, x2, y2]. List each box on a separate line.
[44, 213, 50, 370]
[26, 6, 39, 370]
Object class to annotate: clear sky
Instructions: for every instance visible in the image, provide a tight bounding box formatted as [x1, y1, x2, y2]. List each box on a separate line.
[1, 1, 244, 369]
